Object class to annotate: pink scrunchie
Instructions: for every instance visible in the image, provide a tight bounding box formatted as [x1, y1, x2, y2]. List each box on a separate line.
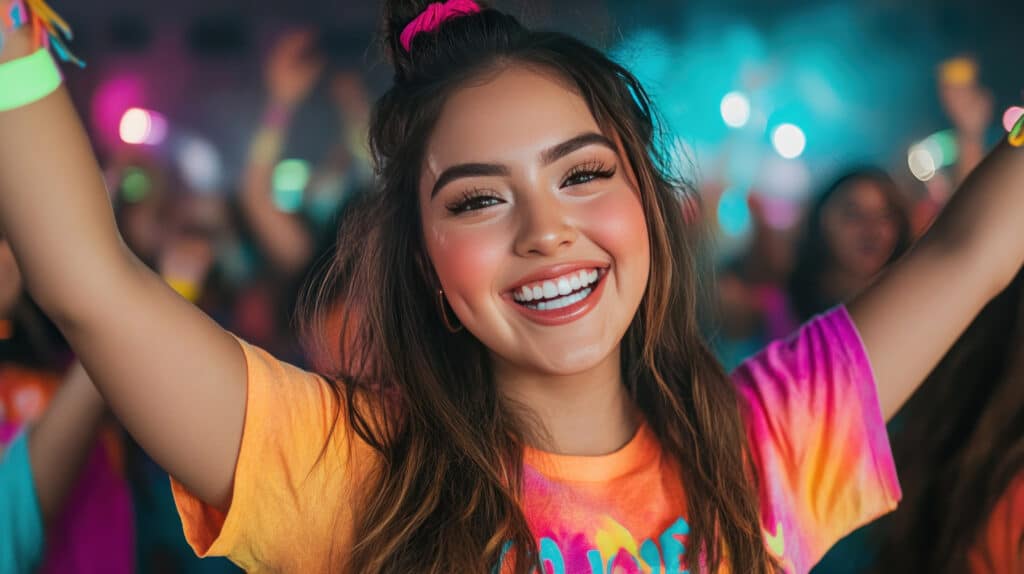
[399, 0, 482, 52]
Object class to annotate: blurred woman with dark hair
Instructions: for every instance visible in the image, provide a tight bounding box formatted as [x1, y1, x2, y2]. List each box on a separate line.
[0, 238, 134, 573]
[789, 168, 912, 321]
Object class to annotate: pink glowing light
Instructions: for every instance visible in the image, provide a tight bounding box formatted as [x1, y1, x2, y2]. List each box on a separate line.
[119, 107, 167, 145]
[1003, 106, 1024, 133]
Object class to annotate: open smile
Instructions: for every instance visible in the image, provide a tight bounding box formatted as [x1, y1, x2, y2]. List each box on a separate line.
[505, 264, 610, 326]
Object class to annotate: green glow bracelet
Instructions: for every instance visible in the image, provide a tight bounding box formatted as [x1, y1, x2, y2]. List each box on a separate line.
[0, 48, 61, 112]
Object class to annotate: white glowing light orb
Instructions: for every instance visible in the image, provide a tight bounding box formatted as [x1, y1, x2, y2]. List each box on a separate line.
[771, 123, 806, 159]
[908, 144, 937, 182]
[119, 108, 167, 145]
[177, 137, 224, 193]
[720, 92, 751, 128]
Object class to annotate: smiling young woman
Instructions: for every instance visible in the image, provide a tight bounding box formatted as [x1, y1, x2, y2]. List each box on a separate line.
[1, 0, 1024, 572]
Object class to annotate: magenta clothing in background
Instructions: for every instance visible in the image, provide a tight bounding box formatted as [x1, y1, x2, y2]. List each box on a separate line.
[0, 422, 18, 444]
[37, 437, 135, 574]
[0, 387, 134, 573]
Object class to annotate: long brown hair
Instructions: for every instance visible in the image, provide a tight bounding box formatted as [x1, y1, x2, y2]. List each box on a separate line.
[304, 2, 774, 571]
[873, 271, 1024, 573]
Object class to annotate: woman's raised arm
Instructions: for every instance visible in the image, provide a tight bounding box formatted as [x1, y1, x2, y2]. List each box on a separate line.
[0, 13, 244, 510]
[850, 132, 1024, 420]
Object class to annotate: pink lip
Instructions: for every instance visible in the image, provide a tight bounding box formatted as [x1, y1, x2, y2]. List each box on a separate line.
[505, 260, 610, 293]
[504, 267, 610, 327]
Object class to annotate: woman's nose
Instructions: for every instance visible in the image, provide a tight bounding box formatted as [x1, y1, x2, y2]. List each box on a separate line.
[513, 193, 578, 257]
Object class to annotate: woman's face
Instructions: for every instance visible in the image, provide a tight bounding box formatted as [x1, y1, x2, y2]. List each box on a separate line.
[419, 66, 651, 376]
[0, 240, 22, 318]
[821, 180, 901, 278]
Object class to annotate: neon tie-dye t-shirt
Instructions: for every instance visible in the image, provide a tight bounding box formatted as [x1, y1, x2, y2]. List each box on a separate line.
[172, 306, 901, 573]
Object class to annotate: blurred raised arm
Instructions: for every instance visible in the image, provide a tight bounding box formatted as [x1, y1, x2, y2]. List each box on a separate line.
[27, 363, 105, 524]
[239, 31, 324, 275]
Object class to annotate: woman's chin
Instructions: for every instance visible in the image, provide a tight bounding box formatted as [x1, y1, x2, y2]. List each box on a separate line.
[508, 341, 618, 378]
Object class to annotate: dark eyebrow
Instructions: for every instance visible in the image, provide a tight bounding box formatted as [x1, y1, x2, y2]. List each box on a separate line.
[431, 163, 511, 198]
[540, 132, 616, 166]
[429, 132, 615, 198]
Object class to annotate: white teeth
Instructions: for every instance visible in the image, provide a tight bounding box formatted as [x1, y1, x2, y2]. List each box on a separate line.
[520, 285, 533, 301]
[512, 268, 604, 304]
[531, 287, 592, 311]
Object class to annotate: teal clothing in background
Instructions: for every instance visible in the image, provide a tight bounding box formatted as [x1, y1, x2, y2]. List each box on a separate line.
[0, 430, 44, 574]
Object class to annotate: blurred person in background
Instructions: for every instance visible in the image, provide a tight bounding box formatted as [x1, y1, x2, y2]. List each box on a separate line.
[240, 29, 375, 278]
[939, 57, 994, 185]
[0, 238, 134, 573]
[871, 269, 1024, 574]
[135, 194, 244, 574]
[712, 192, 800, 370]
[812, 63, 1006, 574]
[911, 57, 995, 235]
[4, 0, 1024, 571]
[105, 152, 243, 573]
[0, 361, 113, 573]
[788, 168, 912, 322]
[239, 29, 378, 368]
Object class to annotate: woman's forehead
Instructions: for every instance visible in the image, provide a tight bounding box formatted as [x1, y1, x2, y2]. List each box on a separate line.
[422, 66, 603, 180]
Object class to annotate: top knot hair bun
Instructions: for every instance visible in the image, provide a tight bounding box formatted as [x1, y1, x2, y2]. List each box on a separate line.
[380, 0, 527, 84]
[398, 0, 482, 52]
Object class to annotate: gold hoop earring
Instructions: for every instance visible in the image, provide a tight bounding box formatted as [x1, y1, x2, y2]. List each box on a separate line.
[437, 289, 463, 333]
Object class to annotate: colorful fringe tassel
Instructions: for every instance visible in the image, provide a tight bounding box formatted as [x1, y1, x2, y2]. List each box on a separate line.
[0, 0, 84, 67]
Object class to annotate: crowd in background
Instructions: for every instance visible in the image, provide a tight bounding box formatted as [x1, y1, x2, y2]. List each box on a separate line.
[1, 23, 1020, 574]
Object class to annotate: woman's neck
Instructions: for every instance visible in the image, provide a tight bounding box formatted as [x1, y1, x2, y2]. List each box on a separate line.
[494, 348, 639, 457]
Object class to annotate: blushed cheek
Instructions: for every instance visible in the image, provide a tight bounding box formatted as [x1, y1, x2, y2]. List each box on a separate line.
[581, 189, 650, 271]
[426, 223, 508, 312]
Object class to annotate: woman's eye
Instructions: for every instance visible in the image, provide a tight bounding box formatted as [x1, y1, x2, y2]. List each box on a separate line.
[562, 162, 616, 188]
[447, 193, 503, 214]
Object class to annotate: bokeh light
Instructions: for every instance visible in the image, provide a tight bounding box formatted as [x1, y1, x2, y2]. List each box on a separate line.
[720, 91, 751, 128]
[908, 144, 937, 182]
[1010, 116, 1024, 148]
[272, 159, 311, 212]
[176, 136, 224, 193]
[120, 166, 153, 203]
[717, 187, 752, 237]
[771, 124, 806, 159]
[919, 130, 958, 168]
[119, 108, 167, 146]
[1003, 106, 1024, 133]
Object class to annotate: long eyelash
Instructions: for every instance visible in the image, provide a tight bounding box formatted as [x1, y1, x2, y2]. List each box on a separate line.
[564, 159, 616, 184]
[446, 188, 493, 214]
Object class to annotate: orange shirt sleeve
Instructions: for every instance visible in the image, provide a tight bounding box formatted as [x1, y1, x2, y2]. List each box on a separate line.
[171, 337, 366, 572]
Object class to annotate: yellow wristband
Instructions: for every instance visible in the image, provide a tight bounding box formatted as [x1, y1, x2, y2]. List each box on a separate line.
[0, 48, 61, 111]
